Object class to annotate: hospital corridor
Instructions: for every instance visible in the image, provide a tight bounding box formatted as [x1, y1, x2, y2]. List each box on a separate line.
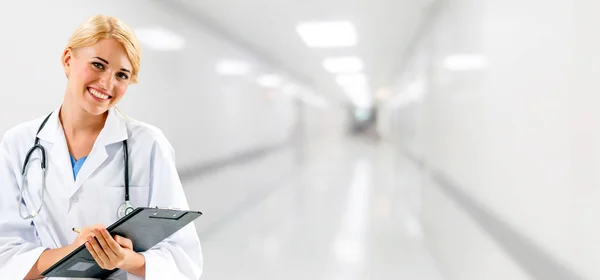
[1, 0, 600, 279]
[186, 135, 444, 280]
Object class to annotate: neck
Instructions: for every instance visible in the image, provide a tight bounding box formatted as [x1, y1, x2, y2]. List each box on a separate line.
[59, 95, 107, 137]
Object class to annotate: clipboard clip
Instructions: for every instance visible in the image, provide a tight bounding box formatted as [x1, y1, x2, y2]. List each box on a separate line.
[152, 205, 183, 210]
[149, 207, 186, 220]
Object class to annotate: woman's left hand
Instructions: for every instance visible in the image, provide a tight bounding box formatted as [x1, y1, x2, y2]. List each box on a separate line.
[85, 228, 143, 272]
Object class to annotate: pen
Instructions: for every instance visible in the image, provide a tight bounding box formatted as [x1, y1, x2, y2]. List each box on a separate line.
[72, 227, 82, 234]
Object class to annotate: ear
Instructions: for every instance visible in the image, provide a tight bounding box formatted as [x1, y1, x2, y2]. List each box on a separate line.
[62, 48, 74, 79]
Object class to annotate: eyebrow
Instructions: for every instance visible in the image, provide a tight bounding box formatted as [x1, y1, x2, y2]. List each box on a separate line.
[93, 56, 131, 73]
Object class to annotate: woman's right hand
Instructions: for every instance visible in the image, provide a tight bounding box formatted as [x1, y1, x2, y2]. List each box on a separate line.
[71, 224, 106, 249]
[25, 224, 109, 279]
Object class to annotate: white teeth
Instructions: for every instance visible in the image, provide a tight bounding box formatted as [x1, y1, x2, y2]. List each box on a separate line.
[89, 88, 109, 100]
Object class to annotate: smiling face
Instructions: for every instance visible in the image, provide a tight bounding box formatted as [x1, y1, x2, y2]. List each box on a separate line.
[62, 38, 134, 116]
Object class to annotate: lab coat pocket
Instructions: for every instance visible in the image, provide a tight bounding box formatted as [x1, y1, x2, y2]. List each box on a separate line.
[104, 185, 151, 208]
[127, 185, 151, 208]
[96, 185, 150, 223]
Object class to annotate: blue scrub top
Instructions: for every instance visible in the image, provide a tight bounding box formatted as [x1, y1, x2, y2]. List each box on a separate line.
[70, 154, 88, 179]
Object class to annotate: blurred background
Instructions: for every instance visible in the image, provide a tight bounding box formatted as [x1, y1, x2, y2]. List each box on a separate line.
[1, 0, 598, 279]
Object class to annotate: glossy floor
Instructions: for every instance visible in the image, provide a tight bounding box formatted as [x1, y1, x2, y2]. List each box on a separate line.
[183, 138, 445, 280]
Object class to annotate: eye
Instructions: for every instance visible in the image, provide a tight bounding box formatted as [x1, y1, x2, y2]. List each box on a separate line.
[92, 62, 104, 70]
[117, 72, 129, 80]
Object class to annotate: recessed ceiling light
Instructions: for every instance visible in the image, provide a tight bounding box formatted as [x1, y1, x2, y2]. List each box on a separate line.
[296, 21, 357, 48]
[135, 27, 185, 51]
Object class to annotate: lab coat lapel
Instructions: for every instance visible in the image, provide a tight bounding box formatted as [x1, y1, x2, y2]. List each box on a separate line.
[72, 107, 128, 195]
[71, 142, 108, 195]
[36, 107, 76, 199]
[34, 107, 74, 248]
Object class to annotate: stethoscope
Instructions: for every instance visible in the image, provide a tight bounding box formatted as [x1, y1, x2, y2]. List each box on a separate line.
[19, 112, 135, 220]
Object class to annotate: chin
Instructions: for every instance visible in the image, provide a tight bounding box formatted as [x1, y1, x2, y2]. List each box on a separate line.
[82, 102, 110, 116]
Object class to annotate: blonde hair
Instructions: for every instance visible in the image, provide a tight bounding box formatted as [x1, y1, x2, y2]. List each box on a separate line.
[64, 14, 141, 83]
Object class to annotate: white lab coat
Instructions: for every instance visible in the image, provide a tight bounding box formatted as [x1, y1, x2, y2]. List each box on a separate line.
[0, 106, 203, 280]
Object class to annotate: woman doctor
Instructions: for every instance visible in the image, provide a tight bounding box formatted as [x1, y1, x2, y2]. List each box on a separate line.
[0, 15, 202, 279]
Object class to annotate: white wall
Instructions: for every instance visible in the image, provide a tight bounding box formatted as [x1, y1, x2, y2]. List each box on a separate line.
[0, 1, 302, 169]
[378, 0, 599, 279]
[570, 0, 600, 276]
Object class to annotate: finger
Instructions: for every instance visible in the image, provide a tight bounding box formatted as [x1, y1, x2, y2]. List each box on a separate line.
[88, 236, 110, 266]
[86, 241, 105, 269]
[90, 224, 106, 230]
[114, 235, 133, 250]
[78, 228, 97, 241]
[82, 228, 97, 239]
[84, 224, 105, 233]
[93, 230, 119, 260]
[99, 229, 123, 256]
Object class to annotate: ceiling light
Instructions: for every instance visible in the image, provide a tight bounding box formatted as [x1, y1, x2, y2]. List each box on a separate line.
[296, 21, 357, 48]
[444, 54, 487, 71]
[323, 57, 364, 73]
[336, 73, 367, 87]
[257, 74, 282, 88]
[216, 60, 251, 75]
[135, 27, 185, 51]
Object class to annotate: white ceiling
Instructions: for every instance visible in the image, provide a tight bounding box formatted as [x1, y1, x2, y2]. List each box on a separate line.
[169, 0, 433, 106]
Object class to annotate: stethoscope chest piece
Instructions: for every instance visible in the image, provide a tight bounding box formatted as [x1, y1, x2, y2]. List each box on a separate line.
[117, 200, 135, 219]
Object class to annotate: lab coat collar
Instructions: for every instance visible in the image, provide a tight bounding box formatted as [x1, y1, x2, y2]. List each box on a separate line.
[35, 106, 61, 144]
[96, 107, 129, 146]
[36, 106, 129, 199]
[36, 106, 129, 145]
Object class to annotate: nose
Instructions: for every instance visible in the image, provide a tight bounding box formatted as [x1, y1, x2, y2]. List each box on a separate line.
[98, 71, 114, 91]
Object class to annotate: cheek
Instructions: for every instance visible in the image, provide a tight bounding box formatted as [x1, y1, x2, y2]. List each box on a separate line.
[112, 84, 128, 99]
[71, 65, 97, 86]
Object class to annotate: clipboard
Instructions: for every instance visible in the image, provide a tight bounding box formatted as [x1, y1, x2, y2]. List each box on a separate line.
[41, 207, 202, 279]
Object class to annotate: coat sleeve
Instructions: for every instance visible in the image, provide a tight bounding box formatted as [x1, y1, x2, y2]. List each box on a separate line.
[0, 132, 48, 278]
[136, 134, 203, 280]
